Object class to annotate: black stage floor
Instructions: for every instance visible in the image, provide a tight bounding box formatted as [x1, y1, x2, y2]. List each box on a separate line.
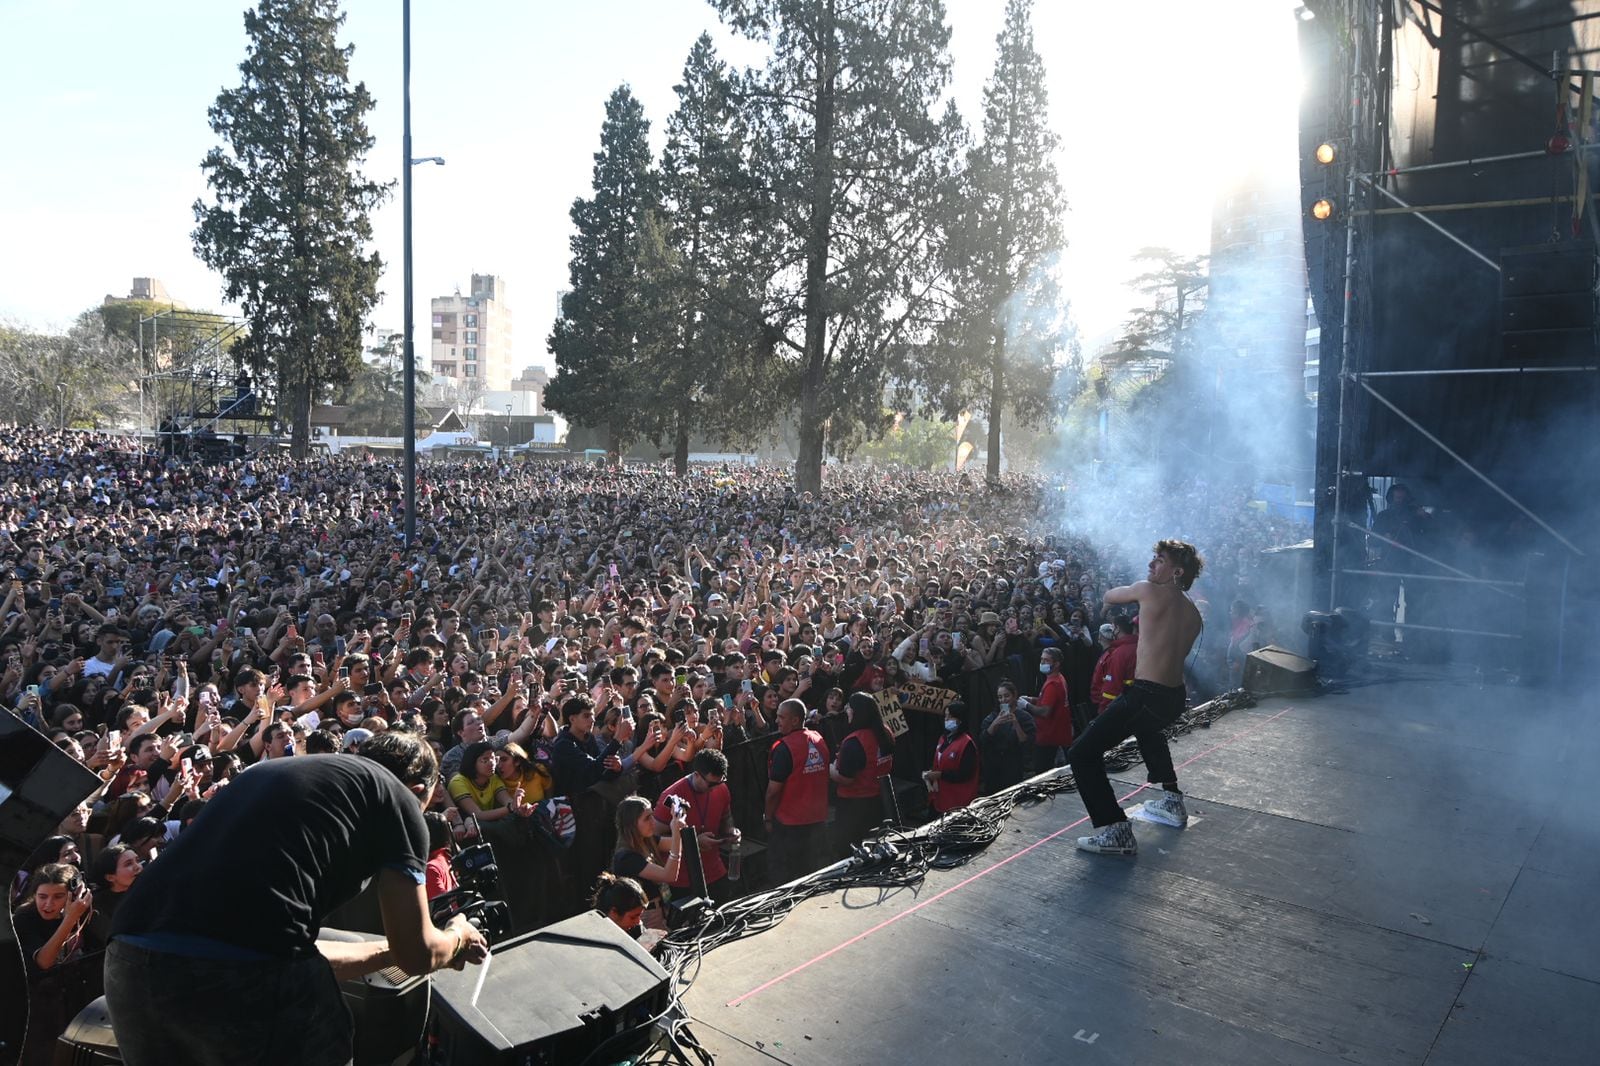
[681, 670, 1600, 1064]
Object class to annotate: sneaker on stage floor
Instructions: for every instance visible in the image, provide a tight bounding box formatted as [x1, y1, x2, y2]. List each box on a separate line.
[1141, 789, 1188, 828]
[1076, 821, 1137, 856]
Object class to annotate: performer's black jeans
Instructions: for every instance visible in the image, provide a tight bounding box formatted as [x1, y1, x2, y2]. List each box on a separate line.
[1067, 680, 1186, 828]
[105, 939, 352, 1066]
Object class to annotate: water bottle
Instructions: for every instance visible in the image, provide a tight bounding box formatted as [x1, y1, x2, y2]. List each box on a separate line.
[725, 839, 742, 882]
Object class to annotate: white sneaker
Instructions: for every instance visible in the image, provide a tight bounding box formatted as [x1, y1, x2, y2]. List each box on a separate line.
[1076, 820, 1137, 856]
[1141, 789, 1188, 828]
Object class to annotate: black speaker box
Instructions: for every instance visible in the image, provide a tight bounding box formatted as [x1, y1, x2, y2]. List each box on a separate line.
[1243, 645, 1318, 696]
[1499, 291, 1596, 333]
[428, 911, 669, 1066]
[1501, 327, 1596, 364]
[1501, 242, 1596, 297]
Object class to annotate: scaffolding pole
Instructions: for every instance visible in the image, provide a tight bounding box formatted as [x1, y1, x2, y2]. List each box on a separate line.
[1339, 567, 1525, 590]
[1387, 621, 1522, 640]
[1357, 379, 1585, 556]
[1366, 143, 1600, 180]
[1360, 176, 1501, 271]
[1343, 521, 1522, 599]
[1365, 192, 1600, 215]
[1327, 0, 1370, 613]
[1360, 366, 1598, 377]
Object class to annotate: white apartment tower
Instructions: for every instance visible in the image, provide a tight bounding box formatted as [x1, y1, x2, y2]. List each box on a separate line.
[430, 274, 513, 391]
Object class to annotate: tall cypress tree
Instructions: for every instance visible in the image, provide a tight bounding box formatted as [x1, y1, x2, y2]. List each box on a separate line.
[713, 0, 961, 492]
[545, 85, 659, 458]
[924, 0, 1069, 480]
[653, 33, 778, 474]
[192, 0, 388, 458]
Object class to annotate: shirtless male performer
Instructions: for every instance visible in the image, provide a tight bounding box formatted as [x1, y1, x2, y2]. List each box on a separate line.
[1068, 540, 1204, 855]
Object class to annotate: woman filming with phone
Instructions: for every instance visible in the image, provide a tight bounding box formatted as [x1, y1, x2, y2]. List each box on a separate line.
[610, 794, 689, 931]
[14, 863, 97, 1066]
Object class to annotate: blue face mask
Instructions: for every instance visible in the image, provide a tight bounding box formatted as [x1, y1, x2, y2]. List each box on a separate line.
[1039, 661, 1052, 674]
[944, 718, 960, 732]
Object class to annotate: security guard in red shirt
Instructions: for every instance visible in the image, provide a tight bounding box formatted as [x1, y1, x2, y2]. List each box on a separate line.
[831, 692, 895, 853]
[764, 699, 831, 885]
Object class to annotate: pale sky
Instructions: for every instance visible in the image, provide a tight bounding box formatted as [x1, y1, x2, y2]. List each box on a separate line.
[0, 0, 1301, 360]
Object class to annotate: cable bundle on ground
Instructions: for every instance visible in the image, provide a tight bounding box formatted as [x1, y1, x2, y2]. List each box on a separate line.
[618, 689, 1257, 1064]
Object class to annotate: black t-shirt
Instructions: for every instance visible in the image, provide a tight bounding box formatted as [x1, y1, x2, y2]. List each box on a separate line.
[112, 755, 428, 959]
[836, 735, 866, 778]
[768, 737, 794, 782]
[612, 848, 661, 903]
[14, 906, 88, 981]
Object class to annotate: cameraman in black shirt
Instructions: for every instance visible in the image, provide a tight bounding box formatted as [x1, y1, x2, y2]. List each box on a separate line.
[103, 731, 489, 1066]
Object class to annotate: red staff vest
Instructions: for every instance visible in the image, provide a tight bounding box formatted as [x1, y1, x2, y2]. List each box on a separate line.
[772, 728, 829, 826]
[837, 728, 893, 800]
[930, 732, 979, 813]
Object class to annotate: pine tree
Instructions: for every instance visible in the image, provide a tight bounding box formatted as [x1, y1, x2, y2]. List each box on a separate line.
[713, 0, 962, 492]
[924, 0, 1069, 480]
[545, 86, 660, 458]
[192, 0, 388, 458]
[1118, 246, 1209, 356]
[653, 33, 779, 474]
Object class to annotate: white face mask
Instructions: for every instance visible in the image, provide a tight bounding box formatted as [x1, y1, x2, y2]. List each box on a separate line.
[1039, 661, 1053, 674]
[944, 718, 960, 732]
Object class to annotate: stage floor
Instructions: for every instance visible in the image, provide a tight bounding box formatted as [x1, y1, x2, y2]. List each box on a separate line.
[681, 669, 1600, 1064]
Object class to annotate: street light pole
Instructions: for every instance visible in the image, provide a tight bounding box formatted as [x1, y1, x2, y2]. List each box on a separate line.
[402, 0, 416, 549]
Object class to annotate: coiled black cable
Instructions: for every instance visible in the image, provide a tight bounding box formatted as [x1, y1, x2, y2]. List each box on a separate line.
[599, 690, 1258, 1064]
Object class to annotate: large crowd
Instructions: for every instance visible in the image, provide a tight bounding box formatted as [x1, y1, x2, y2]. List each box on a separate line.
[4, 426, 1306, 1060]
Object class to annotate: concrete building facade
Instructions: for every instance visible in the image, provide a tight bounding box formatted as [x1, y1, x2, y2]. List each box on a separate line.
[430, 274, 513, 391]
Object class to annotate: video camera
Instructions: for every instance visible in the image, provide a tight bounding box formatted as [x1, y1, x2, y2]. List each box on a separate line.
[428, 840, 512, 946]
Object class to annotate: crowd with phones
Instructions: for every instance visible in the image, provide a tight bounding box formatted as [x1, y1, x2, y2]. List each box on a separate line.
[2, 426, 1305, 1061]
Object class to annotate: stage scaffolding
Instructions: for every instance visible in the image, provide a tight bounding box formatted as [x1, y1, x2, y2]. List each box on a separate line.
[1305, 0, 1600, 678]
[134, 309, 272, 454]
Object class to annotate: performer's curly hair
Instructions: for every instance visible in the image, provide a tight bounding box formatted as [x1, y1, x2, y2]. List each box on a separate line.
[1155, 540, 1204, 591]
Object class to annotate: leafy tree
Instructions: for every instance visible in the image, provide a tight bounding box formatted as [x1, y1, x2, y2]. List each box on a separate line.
[651, 34, 782, 474]
[334, 333, 432, 436]
[545, 85, 660, 458]
[0, 313, 134, 429]
[192, 0, 389, 458]
[713, 0, 963, 493]
[1118, 246, 1208, 356]
[920, 0, 1069, 481]
[854, 414, 974, 471]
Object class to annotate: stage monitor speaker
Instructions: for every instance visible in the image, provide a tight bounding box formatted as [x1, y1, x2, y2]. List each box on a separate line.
[428, 911, 669, 1066]
[1243, 645, 1318, 697]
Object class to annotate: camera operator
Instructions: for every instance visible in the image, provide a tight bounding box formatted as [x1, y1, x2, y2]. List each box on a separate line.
[652, 748, 739, 901]
[103, 731, 489, 1066]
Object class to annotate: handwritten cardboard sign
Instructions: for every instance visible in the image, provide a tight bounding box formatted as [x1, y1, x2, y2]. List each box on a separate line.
[875, 689, 909, 737]
[896, 679, 958, 717]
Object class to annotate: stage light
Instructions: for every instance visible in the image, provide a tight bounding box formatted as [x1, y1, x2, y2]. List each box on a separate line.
[1315, 142, 1336, 165]
[1310, 198, 1334, 220]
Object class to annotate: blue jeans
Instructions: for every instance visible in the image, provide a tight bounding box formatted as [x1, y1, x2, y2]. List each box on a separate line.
[104, 939, 352, 1066]
[1067, 680, 1186, 827]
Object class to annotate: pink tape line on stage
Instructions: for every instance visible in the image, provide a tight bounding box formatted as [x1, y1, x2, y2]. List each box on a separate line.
[725, 704, 1297, 1008]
